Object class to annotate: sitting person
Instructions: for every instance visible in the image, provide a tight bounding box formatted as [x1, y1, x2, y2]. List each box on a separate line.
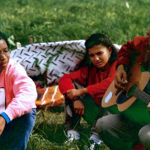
[95, 29, 150, 150]
[59, 33, 117, 149]
[0, 32, 37, 150]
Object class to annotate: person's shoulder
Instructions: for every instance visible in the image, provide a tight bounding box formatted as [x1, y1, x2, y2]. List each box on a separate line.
[133, 36, 149, 46]
[8, 59, 20, 66]
[8, 59, 26, 74]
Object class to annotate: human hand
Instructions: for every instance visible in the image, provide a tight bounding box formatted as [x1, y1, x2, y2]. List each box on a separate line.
[73, 100, 84, 116]
[114, 65, 128, 89]
[66, 89, 83, 100]
[0, 116, 6, 135]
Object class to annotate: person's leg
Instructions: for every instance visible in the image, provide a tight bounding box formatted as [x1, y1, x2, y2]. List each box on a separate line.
[64, 98, 81, 141]
[95, 114, 140, 150]
[80, 94, 106, 149]
[64, 81, 85, 132]
[138, 124, 150, 149]
[89, 111, 110, 147]
[65, 98, 81, 131]
[64, 82, 104, 142]
[0, 108, 36, 150]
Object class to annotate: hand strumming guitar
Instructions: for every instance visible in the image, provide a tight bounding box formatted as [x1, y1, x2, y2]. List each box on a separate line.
[115, 64, 128, 89]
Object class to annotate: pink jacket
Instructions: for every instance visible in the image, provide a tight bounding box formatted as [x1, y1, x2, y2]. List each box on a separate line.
[2, 60, 37, 121]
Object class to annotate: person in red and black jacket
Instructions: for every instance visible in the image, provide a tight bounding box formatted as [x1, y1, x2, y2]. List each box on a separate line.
[59, 33, 117, 149]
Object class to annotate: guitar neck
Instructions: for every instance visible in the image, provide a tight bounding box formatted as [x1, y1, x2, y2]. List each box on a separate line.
[133, 87, 150, 104]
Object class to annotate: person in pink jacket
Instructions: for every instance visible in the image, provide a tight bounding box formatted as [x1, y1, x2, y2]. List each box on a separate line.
[0, 32, 37, 150]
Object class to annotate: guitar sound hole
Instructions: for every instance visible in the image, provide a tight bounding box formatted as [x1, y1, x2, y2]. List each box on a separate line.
[116, 91, 131, 104]
[115, 89, 121, 95]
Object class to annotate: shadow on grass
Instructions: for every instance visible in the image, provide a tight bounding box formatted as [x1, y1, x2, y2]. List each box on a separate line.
[27, 109, 110, 150]
[29, 121, 92, 149]
[35, 122, 66, 144]
[36, 121, 91, 141]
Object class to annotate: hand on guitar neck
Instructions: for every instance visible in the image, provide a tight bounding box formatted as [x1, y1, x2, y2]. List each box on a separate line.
[115, 64, 128, 89]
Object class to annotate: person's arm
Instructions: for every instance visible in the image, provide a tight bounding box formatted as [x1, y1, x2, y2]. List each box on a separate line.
[4, 63, 37, 121]
[66, 88, 88, 100]
[117, 40, 134, 67]
[117, 36, 150, 67]
[115, 36, 150, 89]
[59, 67, 89, 116]
[114, 39, 136, 89]
[114, 64, 128, 89]
[58, 66, 88, 99]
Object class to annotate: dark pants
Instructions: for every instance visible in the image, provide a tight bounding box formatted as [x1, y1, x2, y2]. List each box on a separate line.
[65, 94, 106, 134]
[96, 114, 150, 150]
[0, 108, 36, 150]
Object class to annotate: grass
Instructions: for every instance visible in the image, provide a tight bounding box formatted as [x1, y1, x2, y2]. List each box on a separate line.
[27, 108, 110, 150]
[0, 0, 150, 149]
[0, 0, 150, 48]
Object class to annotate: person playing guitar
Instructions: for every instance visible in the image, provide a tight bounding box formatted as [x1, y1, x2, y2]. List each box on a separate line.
[95, 28, 150, 150]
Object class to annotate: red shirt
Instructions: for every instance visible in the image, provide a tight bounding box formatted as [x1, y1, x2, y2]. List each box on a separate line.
[117, 36, 150, 67]
[58, 61, 117, 106]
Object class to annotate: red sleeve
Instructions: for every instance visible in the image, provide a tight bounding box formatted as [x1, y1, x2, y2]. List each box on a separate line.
[87, 61, 117, 99]
[117, 40, 134, 67]
[58, 67, 88, 94]
[117, 36, 149, 67]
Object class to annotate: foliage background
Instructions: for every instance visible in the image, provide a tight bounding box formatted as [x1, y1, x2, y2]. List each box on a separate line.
[0, 0, 150, 47]
[0, 0, 150, 149]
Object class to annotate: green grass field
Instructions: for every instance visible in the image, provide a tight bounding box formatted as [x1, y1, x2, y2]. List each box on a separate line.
[0, 0, 150, 149]
[0, 0, 150, 47]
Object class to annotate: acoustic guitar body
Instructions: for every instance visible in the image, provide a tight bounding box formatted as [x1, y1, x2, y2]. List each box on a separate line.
[106, 100, 150, 126]
[117, 63, 149, 111]
[102, 62, 149, 111]
[101, 80, 119, 108]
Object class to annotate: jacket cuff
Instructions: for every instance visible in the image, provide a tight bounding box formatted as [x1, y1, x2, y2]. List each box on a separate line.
[0, 112, 11, 124]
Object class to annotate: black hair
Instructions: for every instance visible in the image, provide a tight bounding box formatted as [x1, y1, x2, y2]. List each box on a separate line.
[80, 33, 117, 67]
[0, 31, 9, 48]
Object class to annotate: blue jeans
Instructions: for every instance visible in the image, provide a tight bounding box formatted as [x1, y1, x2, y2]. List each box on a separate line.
[0, 108, 36, 150]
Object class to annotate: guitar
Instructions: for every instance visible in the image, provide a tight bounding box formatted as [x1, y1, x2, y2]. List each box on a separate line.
[102, 62, 150, 111]
[102, 37, 150, 112]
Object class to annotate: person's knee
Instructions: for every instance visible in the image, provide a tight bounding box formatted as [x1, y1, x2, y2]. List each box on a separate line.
[138, 125, 150, 149]
[95, 118, 104, 132]
[95, 115, 112, 132]
[96, 114, 120, 133]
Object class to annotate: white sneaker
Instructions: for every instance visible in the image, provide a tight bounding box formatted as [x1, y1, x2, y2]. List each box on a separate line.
[88, 133, 102, 150]
[89, 133, 102, 145]
[66, 130, 80, 143]
[88, 141, 101, 150]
